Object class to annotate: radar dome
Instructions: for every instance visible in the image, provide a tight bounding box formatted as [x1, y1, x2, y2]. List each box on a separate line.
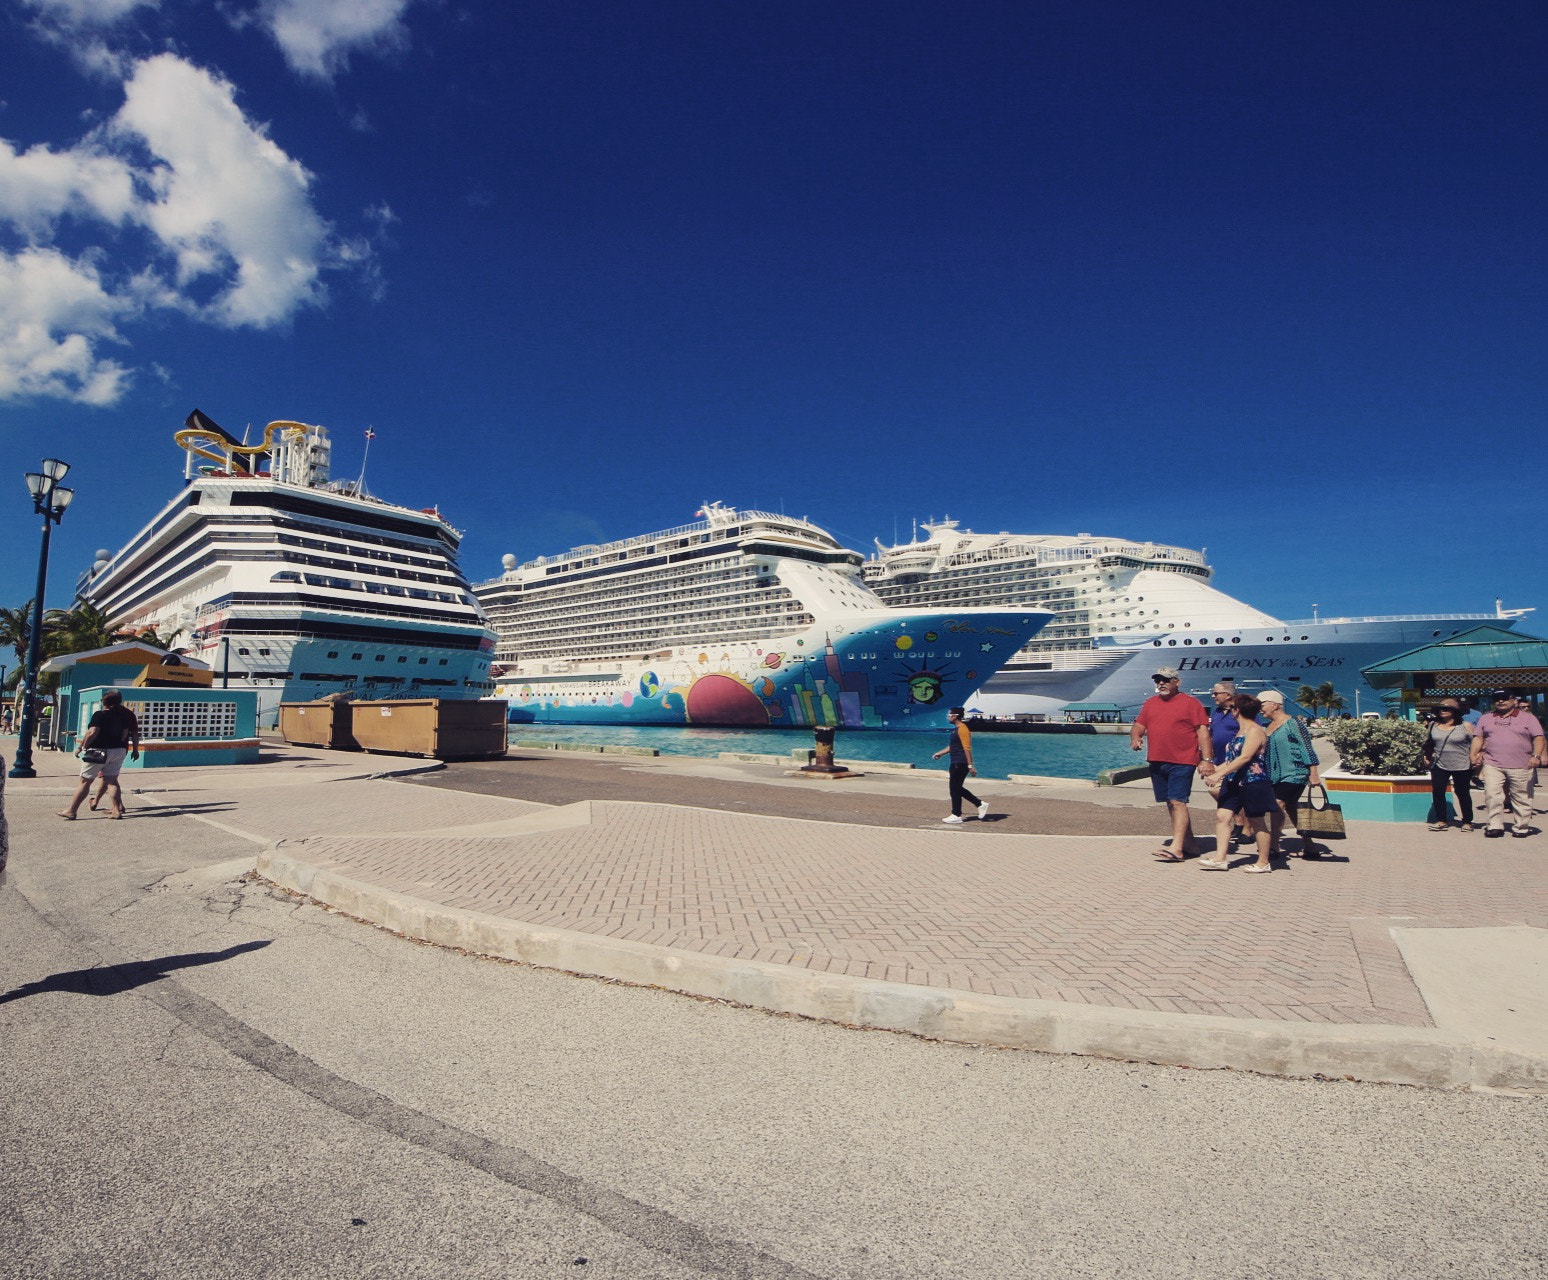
[501, 553, 517, 571]
[95, 549, 110, 560]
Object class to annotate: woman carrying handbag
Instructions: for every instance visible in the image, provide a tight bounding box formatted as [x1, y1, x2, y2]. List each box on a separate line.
[1424, 699, 1477, 831]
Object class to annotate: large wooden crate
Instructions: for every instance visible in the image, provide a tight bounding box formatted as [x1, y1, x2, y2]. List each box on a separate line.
[278, 700, 356, 750]
[350, 699, 507, 760]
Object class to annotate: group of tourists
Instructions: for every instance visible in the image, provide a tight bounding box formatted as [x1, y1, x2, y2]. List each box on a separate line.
[1128, 666, 1543, 872]
[1130, 668, 1324, 873]
[1425, 692, 1545, 837]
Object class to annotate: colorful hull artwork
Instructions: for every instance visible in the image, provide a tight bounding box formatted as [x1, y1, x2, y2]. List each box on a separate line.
[497, 610, 1053, 729]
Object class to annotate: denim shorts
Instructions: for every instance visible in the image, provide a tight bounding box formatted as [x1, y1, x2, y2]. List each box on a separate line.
[1149, 761, 1197, 803]
[1219, 778, 1278, 817]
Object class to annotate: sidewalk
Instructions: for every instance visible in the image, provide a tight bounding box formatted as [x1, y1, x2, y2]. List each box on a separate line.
[5, 737, 1546, 1092]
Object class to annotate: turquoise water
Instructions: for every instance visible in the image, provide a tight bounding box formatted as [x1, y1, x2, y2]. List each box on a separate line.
[508, 724, 1134, 781]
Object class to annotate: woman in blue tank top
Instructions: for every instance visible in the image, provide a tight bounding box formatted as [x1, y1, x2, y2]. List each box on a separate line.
[1198, 693, 1276, 873]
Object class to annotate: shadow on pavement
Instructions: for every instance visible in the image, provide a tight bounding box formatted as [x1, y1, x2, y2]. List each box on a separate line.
[0, 940, 271, 1005]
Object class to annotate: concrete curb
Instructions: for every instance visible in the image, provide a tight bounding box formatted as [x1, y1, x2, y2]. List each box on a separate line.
[256, 845, 1548, 1095]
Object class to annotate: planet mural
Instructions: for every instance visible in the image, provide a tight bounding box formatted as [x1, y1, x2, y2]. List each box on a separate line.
[683, 673, 771, 725]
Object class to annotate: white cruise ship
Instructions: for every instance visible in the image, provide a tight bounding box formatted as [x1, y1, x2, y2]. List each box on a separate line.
[82, 411, 496, 725]
[863, 520, 1527, 718]
[474, 503, 1051, 728]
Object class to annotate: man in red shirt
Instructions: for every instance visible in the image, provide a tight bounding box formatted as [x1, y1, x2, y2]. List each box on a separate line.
[1130, 666, 1212, 862]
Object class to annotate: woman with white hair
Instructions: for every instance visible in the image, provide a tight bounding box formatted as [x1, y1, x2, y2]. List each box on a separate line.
[1259, 689, 1325, 857]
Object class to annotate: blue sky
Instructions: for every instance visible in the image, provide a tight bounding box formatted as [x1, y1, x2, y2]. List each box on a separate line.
[2, 0, 1543, 629]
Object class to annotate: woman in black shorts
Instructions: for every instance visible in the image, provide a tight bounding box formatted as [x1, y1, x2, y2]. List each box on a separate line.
[1198, 693, 1276, 873]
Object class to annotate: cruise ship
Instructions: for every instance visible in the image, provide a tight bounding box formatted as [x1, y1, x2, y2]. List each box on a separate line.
[473, 503, 1051, 728]
[82, 411, 496, 725]
[863, 520, 1528, 718]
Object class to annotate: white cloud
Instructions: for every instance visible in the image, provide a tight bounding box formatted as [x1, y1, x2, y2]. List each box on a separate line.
[22, 0, 155, 28]
[0, 248, 133, 404]
[0, 139, 137, 236]
[0, 52, 372, 405]
[113, 53, 330, 325]
[255, 0, 414, 79]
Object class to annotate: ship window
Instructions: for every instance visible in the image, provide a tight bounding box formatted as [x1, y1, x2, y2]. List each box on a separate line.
[1168, 640, 1177, 646]
[352, 653, 362, 660]
[1301, 635, 1308, 641]
[1199, 638, 1208, 645]
[238, 647, 250, 655]
[439, 659, 448, 666]
[1231, 637, 1241, 644]
[1215, 638, 1224, 644]
[1183, 639, 1192, 645]
[397, 656, 408, 663]
[327, 651, 339, 658]
[418, 657, 428, 664]
[375, 655, 385, 662]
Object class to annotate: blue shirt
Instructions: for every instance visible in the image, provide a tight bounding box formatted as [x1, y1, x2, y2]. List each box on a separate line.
[1210, 709, 1237, 763]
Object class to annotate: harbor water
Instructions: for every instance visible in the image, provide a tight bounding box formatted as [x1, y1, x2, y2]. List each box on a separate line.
[509, 724, 1134, 781]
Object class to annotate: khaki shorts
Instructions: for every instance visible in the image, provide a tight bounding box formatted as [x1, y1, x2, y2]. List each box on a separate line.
[79, 747, 129, 780]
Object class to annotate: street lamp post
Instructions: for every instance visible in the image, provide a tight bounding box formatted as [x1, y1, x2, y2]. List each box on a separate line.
[9, 459, 74, 779]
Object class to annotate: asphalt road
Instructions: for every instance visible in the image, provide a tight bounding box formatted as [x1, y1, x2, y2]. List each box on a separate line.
[3, 782, 1546, 1278]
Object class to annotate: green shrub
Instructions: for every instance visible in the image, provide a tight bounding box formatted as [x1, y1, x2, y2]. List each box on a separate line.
[1326, 718, 1429, 776]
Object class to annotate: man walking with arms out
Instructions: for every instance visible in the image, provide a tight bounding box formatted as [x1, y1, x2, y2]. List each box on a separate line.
[1132, 667, 1212, 861]
[1471, 690, 1545, 838]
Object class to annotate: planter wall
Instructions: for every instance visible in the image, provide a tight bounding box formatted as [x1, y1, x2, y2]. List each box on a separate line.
[1324, 771, 1433, 823]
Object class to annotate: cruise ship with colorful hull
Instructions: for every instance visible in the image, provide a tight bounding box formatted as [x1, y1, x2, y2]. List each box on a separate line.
[82, 411, 496, 726]
[863, 520, 1530, 718]
[473, 504, 1052, 728]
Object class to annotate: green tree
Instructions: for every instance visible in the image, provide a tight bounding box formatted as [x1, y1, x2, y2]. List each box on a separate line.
[1295, 683, 1322, 717]
[0, 602, 32, 678]
[1296, 681, 1343, 718]
[43, 598, 119, 656]
[127, 624, 185, 651]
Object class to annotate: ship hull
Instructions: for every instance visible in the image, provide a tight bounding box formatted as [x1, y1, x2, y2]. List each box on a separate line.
[971, 615, 1520, 719]
[496, 609, 1052, 729]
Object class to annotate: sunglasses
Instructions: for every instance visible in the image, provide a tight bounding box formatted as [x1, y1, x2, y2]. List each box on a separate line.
[1153, 676, 1177, 684]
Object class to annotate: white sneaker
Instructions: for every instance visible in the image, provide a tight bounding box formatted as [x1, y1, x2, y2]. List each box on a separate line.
[942, 814, 965, 824]
[978, 801, 991, 820]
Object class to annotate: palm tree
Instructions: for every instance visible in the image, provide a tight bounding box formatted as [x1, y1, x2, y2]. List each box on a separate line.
[0, 602, 32, 676]
[127, 624, 185, 652]
[1296, 681, 1343, 718]
[43, 599, 119, 656]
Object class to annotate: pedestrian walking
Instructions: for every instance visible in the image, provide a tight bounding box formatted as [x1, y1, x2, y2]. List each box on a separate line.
[1131, 666, 1211, 861]
[933, 707, 987, 823]
[1199, 693, 1276, 873]
[1208, 680, 1249, 844]
[1258, 689, 1326, 857]
[1424, 699, 1478, 831]
[1470, 690, 1544, 838]
[57, 690, 141, 820]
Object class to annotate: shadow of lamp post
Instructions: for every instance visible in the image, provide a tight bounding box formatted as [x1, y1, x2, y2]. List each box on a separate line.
[9, 459, 73, 780]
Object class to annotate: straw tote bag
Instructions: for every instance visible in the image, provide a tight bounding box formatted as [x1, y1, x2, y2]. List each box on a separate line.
[1298, 783, 1346, 836]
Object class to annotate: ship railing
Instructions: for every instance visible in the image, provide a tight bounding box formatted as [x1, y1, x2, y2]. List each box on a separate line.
[1278, 612, 1504, 626]
[509, 509, 824, 572]
[938, 541, 1207, 569]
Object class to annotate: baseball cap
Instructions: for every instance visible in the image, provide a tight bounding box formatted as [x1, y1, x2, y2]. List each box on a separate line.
[1152, 666, 1179, 680]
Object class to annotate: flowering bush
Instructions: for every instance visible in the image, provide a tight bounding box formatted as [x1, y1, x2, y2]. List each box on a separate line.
[1325, 718, 1429, 776]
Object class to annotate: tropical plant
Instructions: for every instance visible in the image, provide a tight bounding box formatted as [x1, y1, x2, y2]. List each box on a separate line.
[0, 601, 32, 671]
[1294, 681, 1347, 718]
[42, 598, 119, 656]
[1325, 717, 1429, 776]
[126, 625, 185, 652]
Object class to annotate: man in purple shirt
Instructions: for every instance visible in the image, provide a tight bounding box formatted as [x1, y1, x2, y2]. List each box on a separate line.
[1470, 690, 1545, 838]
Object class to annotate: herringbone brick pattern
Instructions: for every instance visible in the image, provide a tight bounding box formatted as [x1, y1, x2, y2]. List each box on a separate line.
[225, 781, 1548, 1028]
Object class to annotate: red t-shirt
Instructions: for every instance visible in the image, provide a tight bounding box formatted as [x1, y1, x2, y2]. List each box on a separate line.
[1136, 693, 1208, 765]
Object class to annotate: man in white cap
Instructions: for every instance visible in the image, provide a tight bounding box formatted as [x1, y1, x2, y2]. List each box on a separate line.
[1258, 689, 1326, 857]
[1130, 666, 1211, 861]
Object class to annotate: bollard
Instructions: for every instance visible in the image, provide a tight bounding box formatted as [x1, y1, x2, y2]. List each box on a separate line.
[795, 725, 859, 778]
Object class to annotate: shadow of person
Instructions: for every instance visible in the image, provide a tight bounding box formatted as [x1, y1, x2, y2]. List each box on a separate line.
[132, 801, 240, 816]
[0, 939, 271, 1005]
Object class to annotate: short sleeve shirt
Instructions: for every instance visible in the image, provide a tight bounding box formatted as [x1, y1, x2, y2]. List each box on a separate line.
[1474, 711, 1544, 770]
[1136, 693, 1208, 766]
